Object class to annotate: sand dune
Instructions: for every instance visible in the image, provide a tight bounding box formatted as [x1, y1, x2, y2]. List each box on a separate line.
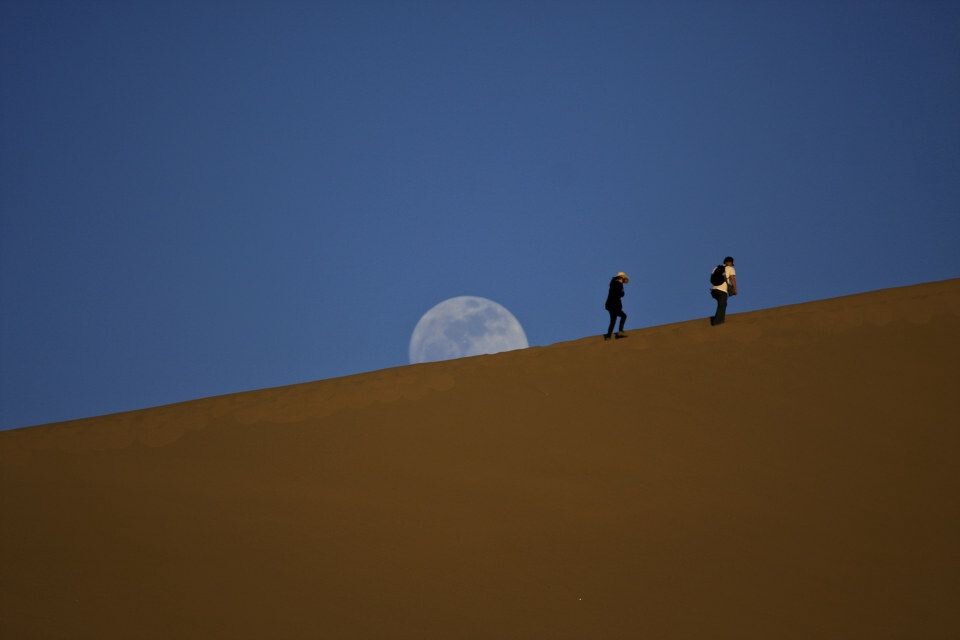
[2, 279, 959, 639]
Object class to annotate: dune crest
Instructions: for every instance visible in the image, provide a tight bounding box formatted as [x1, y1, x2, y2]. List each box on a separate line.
[2, 279, 958, 639]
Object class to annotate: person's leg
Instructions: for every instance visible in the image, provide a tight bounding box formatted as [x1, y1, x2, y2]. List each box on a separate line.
[617, 310, 627, 333]
[711, 290, 727, 325]
[715, 290, 728, 324]
[606, 310, 617, 338]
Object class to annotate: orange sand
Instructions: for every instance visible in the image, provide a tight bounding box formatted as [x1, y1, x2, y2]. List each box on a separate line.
[2, 279, 959, 638]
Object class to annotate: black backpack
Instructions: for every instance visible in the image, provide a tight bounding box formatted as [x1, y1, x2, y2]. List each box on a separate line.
[710, 264, 726, 286]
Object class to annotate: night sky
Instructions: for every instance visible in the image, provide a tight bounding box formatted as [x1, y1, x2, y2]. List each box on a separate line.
[2, 1, 958, 429]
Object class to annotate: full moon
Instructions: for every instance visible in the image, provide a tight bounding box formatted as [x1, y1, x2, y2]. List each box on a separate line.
[409, 296, 529, 364]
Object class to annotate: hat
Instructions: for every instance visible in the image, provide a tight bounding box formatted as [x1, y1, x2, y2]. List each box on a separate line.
[616, 271, 630, 283]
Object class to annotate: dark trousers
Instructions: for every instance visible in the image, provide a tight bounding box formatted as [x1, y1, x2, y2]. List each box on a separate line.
[710, 289, 728, 325]
[606, 308, 626, 336]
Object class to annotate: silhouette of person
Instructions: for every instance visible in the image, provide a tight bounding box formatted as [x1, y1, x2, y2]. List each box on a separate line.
[710, 256, 737, 326]
[604, 271, 629, 340]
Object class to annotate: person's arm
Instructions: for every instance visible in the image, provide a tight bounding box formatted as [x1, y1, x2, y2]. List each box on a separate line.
[728, 274, 738, 296]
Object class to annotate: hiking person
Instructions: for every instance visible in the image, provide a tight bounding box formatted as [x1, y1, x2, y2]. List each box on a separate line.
[709, 256, 737, 326]
[604, 271, 629, 340]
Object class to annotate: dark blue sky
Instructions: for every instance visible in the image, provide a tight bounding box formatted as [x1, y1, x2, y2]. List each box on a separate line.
[2, 1, 958, 430]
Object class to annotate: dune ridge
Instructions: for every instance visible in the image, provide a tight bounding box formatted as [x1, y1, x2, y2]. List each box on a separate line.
[2, 279, 958, 638]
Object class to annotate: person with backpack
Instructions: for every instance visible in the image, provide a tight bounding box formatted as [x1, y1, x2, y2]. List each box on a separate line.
[709, 256, 737, 326]
[604, 271, 629, 340]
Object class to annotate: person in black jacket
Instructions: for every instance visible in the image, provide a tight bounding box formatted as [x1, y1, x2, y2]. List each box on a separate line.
[604, 271, 629, 340]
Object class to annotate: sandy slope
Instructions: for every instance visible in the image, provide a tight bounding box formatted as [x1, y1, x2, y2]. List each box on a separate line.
[2, 279, 959, 639]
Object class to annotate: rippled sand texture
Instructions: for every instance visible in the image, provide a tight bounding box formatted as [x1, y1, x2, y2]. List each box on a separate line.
[2, 279, 958, 639]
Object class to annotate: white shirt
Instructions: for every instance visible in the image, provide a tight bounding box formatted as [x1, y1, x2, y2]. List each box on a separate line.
[711, 265, 736, 293]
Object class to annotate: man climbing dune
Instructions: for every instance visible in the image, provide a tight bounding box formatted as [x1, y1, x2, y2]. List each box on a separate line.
[604, 271, 629, 340]
[709, 256, 738, 326]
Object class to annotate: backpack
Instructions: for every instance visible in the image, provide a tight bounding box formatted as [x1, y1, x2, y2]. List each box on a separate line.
[710, 265, 726, 286]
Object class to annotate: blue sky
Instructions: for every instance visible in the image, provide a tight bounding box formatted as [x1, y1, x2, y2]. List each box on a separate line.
[2, 1, 958, 430]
